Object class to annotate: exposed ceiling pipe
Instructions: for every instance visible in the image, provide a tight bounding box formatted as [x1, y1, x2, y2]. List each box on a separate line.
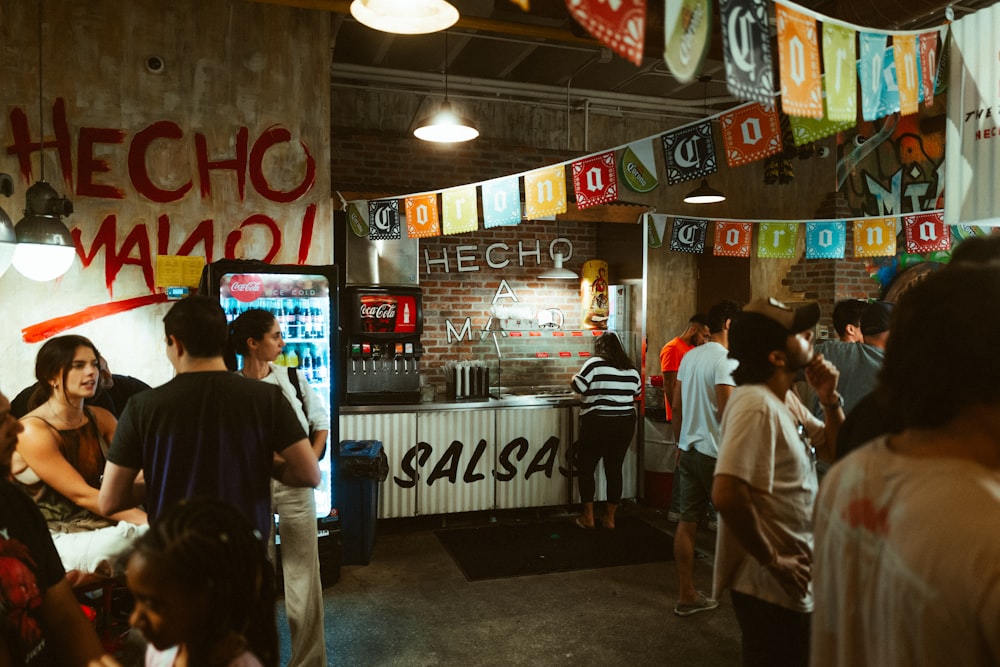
[332, 63, 738, 116]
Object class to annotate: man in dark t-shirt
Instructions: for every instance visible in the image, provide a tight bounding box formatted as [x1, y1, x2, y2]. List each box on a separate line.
[0, 390, 103, 666]
[98, 296, 320, 537]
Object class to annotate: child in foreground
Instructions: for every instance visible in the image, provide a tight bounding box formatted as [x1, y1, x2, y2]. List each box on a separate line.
[89, 497, 278, 667]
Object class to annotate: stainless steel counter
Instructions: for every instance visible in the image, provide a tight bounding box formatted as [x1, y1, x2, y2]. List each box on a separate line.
[340, 393, 580, 413]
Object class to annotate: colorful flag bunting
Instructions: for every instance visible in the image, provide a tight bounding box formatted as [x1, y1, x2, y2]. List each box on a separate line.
[481, 176, 522, 228]
[903, 211, 950, 252]
[918, 32, 939, 107]
[714, 221, 753, 257]
[719, 0, 775, 104]
[620, 140, 659, 193]
[405, 194, 440, 239]
[368, 199, 401, 241]
[571, 151, 618, 209]
[442, 186, 479, 235]
[805, 222, 846, 259]
[720, 102, 782, 167]
[670, 218, 709, 253]
[775, 2, 823, 119]
[756, 222, 799, 258]
[822, 23, 857, 123]
[524, 165, 568, 219]
[662, 121, 718, 185]
[894, 35, 920, 116]
[875, 45, 902, 120]
[853, 217, 897, 257]
[565, 0, 646, 66]
[858, 33, 888, 121]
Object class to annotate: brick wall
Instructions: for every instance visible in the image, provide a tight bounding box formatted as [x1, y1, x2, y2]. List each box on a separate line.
[417, 219, 599, 395]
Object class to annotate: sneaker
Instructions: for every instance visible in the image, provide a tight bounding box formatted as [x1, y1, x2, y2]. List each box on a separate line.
[667, 511, 681, 522]
[674, 592, 719, 617]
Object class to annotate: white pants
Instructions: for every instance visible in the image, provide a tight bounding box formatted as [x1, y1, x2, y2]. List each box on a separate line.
[51, 521, 147, 576]
[270, 480, 327, 667]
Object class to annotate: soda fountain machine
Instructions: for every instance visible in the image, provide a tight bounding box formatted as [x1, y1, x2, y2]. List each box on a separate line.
[344, 285, 423, 405]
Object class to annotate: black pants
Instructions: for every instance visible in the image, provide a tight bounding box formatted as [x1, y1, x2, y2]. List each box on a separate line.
[730, 590, 810, 667]
[574, 411, 636, 504]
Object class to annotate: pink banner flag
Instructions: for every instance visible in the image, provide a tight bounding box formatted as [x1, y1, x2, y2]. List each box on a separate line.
[904, 212, 950, 252]
[571, 151, 618, 208]
[919, 31, 940, 107]
[566, 0, 646, 66]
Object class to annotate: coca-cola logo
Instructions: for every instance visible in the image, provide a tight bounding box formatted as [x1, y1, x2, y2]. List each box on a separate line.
[360, 303, 397, 319]
[229, 274, 264, 303]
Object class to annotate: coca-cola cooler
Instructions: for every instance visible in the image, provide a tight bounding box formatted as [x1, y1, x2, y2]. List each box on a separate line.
[344, 284, 423, 405]
[200, 259, 340, 520]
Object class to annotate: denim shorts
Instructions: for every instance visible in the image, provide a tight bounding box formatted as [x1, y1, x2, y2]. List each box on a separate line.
[677, 448, 716, 523]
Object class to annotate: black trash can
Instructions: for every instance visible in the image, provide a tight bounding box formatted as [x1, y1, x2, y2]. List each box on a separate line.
[338, 440, 387, 565]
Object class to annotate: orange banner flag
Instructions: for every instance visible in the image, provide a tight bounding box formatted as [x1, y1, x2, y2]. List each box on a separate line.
[893, 34, 920, 116]
[776, 2, 823, 119]
[405, 194, 440, 239]
[853, 218, 897, 257]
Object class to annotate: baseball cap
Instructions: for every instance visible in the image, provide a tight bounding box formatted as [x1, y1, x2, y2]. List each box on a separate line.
[742, 297, 821, 334]
[861, 300, 893, 335]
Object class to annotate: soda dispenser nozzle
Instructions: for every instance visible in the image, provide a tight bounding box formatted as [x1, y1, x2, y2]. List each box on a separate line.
[394, 342, 404, 373]
[350, 343, 361, 374]
[361, 342, 371, 374]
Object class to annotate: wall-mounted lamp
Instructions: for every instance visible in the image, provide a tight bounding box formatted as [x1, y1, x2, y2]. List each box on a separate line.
[0, 174, 16, 278]
[540, 236, 578, 280]
[683, 179, 726, 204]
[350, 0, 459, 35]
[413, 31, 479, 143]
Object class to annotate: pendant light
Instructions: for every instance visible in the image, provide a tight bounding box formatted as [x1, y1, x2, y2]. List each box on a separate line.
[413, 31, 479, 143]
[683, 75, 726, 205]
[539, 223, 578, 280]
[350, 0, 459, 35]
[12, 0, 75, 282]
[0, 174, 16, 278]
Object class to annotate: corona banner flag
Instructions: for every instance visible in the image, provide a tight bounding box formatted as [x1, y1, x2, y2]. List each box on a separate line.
[714, 221, 753, 257]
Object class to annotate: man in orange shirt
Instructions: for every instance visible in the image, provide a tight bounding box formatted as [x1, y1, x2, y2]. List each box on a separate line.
[659, 314, 710, 422]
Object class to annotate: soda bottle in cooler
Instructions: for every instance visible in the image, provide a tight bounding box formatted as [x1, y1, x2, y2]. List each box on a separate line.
[284, 344, 299, 368]
[301, 343, 314, 381]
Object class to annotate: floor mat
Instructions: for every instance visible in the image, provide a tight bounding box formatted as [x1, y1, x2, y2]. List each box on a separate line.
[436, 516, 674, 581]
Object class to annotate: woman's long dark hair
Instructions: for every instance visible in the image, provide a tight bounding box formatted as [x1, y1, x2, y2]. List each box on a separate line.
[130, 497, 279, 667]
[28, 335, 102, 410]
[594, 332, 636, 371]
[226, 309, 277, 370]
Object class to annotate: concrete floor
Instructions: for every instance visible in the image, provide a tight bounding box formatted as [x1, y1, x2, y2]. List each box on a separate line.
[279, 501, 742, 666]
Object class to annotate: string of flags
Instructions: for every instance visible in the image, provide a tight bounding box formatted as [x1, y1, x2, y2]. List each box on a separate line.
[345, 0, 960, 246]
[646, 211, 963, 259]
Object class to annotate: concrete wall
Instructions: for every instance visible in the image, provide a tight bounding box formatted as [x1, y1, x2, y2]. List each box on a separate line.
[0, 0, 331, 391]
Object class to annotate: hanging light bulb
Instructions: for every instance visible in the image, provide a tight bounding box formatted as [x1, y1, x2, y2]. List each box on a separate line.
[414, 100, 479, 142]
[684, 75, 726, 205]
[13, 0, 75, 282]
[350, 0, 459, 35]
[413, 30, 479, 143]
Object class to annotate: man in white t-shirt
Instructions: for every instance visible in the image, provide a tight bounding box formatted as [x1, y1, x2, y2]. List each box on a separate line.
[711, 298, 844, 667]
[811, 265, 1000, 667]
[671, 300, 741, 616]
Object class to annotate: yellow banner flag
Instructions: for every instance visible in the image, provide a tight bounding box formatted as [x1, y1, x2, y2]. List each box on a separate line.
[776, 2, 823, 119]
[822, 23, 857, 123]
[405, 194, 440, 239]
[853, 218, 897, 257]
[524, 165, 568, 219]
[893, 34, 920, 116]
[442, 185, 479, 235]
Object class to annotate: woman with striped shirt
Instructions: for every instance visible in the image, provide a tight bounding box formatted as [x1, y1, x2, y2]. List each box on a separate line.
[570, 332, 642, 529]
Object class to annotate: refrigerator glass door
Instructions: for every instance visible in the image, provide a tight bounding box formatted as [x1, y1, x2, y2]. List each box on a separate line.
[220, 272, 334, 517]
